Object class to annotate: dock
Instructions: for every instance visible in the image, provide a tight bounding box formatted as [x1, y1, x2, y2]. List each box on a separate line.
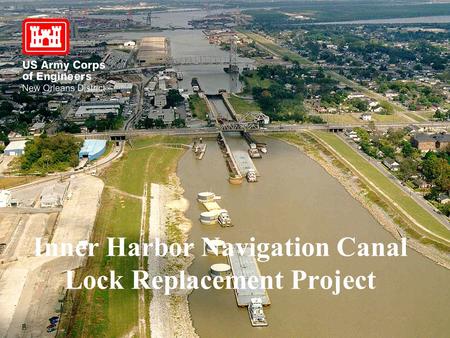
[228, 245, 271, 307]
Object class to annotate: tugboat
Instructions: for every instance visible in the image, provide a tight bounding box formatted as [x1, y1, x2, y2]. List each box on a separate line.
[193, 138, 207, 160]
[259, 146, 267, 154]
[246, 169, 257, 183]
[248, 144, 262, 159]
[217, 210, 232, 227]
[248, 298, 268, 327]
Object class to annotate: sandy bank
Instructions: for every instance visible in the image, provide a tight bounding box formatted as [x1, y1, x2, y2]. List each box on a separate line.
[148, 175, 198, 338]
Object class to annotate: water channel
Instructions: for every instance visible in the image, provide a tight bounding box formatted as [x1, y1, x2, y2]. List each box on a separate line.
[178, 137, 450, 338]
[98, 10, 450, 337]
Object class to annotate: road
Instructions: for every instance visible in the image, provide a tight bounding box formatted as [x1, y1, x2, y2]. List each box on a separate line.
[339, 133, 450, 230]
[66, 120, 450, 139]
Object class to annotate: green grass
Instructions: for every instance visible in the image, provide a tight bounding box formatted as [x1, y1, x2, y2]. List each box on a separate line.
[313, 131, 450, 242]
[0, 176, 38, 189]
[243, 74, 273, 91]
[131, 136, 190, 149]
[65, 136, 189, 337]
[228, 95, 261, 115]
[240, 30, 313, 66]
[371, 113, 408, 123]
[405, 112, 427, 122]
[188, 94, 209, 120]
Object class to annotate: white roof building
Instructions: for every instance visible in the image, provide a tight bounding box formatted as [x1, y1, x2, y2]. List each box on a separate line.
[0, 190, 12, 208]
[4, 140, 28, 156]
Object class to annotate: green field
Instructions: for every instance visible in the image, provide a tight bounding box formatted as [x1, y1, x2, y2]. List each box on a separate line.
[188, 94, 209, 120]
[228, 95, 261, 115]
[0, 176, 38, 189]
[65, 136, 189, 337]
[240, 30, 313, 66]
[312, 131, 450, 242]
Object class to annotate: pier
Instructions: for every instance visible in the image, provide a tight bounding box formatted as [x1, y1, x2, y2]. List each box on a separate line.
[228, 245, 271, 307]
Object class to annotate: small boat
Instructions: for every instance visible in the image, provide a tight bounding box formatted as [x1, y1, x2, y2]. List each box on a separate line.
[246, 170, 257, 183]
[218, 210, 232, 227]
[248, 298, 268, 327]
[259, 146, 267, 154]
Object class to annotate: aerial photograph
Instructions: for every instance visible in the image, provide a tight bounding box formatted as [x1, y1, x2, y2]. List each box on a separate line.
[0, 0, 449, 337]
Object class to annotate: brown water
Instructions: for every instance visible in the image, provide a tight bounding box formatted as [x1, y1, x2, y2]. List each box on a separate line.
[177, 136, 450, 338]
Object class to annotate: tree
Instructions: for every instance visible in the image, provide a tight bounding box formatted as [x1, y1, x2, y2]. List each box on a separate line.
[0, 101, 14, 118]
[399, 158, 417, 181]
[165, 89, 184, 108]
[401, 141, 414, 158]
[172, 118, 185, 128]
[20, 134, 81, 174]
[154, 119, 165, 129]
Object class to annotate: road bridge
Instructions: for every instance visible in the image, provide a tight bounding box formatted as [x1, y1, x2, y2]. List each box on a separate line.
[26, 122, 447, 142]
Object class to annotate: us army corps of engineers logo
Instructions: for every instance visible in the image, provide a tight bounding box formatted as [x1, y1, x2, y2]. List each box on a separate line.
[22, 18, 70, 55]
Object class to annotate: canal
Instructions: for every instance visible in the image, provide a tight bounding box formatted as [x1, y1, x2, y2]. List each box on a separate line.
[178, 137, 450, 338]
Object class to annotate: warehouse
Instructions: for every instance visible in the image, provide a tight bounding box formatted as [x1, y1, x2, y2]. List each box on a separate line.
[3, 140, 28, 156]
[137, 37, 170, 66]
[79, 140, 107, 161]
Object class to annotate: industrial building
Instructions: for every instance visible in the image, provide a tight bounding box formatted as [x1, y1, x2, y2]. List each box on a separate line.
[79, 140, 107, 161]
[3, 140, 28, 156]
[74, 103, 121, 119]
[137, 37, 170, 66]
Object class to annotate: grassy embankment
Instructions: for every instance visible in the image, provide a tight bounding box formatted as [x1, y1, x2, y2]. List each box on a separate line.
[62, 136, 189, 338]
[188, 94, 209, 120]
[227, 94, 262, 119]
[311, 131, 450, 244]
[275, 132, 450, 251]
[0, 176, 38, 189]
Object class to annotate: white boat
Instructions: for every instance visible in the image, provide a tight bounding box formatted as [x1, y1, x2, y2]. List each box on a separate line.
[248, 298, 268, 327]
[259, 146, 267, 154]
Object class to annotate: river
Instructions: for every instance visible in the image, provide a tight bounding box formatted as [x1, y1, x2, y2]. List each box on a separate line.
[177, 136, 450, 338]
[90, 9, 253, 94]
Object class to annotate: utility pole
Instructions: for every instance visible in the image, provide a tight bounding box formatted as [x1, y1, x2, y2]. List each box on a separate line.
[146, 10, 152, 27]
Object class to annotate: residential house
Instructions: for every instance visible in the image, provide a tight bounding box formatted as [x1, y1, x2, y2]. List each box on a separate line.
[383, 158, 400, 171]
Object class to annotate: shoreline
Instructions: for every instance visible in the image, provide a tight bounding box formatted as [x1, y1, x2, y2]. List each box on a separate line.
[148, 174, 198, 338]
[273, 133, 450, 270]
